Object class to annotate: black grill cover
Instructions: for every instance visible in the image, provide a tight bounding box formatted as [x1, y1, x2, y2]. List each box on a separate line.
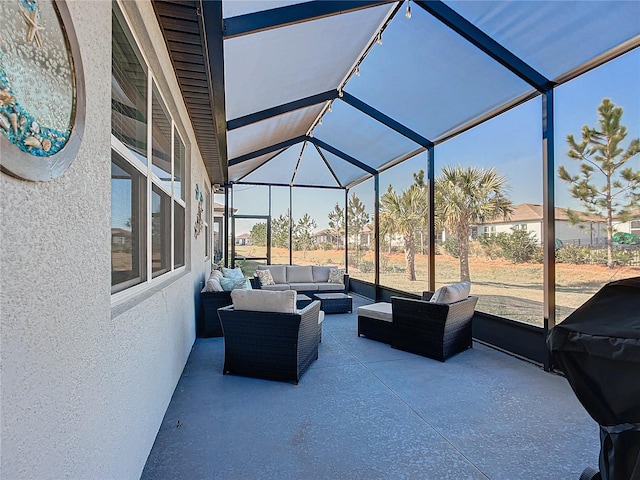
[547, 277, 640, 480]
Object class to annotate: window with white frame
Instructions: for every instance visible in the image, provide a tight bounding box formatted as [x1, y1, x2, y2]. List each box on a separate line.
[111, 5, 186, 294]
[631, 219, 640, 237]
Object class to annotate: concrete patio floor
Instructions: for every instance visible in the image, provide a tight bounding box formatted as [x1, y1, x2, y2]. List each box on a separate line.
[142, 294, 600, 479]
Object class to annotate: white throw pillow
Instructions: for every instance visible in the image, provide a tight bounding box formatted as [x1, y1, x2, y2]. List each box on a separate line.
[206, 276, 224, 292]
[210, 270, 224, 281]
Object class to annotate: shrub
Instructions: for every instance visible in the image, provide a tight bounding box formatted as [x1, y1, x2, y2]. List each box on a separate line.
[388, 264, 406, 273]
[442, 238, 459, 258]
[555, 245, 590, 264]
[477, 231, 538, 263]
[613, 249, 638, 266]
[359, 261, 374, 273]
[500, 229, 539, 263]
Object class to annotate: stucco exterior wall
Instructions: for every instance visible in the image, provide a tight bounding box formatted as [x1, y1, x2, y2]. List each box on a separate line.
[1, 1, 211, 478]
[478, 221, 600, 245]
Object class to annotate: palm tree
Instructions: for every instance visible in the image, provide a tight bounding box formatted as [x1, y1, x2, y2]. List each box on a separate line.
[412, 170, 429, 255]
[435, 165, 512, 282]
[380, 184, 428, 281]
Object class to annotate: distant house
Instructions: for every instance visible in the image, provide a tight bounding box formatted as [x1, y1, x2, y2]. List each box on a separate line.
[349, 224, 404, 249]
[235, 233, 251, 246]
[613, 209, 640, 238]
[312, 229, 343, 246]
[476, 203, 606, 246]
[111, 227, 131, 245]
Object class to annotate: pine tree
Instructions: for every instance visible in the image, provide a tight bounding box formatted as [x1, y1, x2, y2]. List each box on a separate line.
[347, 193, 370, 267]
[327, 202, 345, 249]
[559, 98, 640, 269]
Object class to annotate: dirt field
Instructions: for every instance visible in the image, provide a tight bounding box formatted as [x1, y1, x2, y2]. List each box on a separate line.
[237, 245, 639, 326]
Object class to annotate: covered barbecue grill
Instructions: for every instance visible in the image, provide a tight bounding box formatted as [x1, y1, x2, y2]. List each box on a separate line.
[547, 277, 640, 480]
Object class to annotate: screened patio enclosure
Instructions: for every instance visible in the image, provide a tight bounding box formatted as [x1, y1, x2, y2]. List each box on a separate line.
[155, 1, 640, 368]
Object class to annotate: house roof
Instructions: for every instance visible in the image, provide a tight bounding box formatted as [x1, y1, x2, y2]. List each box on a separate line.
[213, 201, 237, 214]
[481, 203, 605, 225]
[153, 1, 640, 190]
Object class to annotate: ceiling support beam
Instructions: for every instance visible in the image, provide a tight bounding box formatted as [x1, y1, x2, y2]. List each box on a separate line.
[313, 143, 343, 188]
[200, 0, 229, 179]
[415, 0, 553, 92]
[223, 1, 395, 38]
[227, 90, 339, 130]
[340, 91, 434, 148]
[228, 135, 306, 166]
[234, 181, 345, 191]
[309, 137, 377, 175]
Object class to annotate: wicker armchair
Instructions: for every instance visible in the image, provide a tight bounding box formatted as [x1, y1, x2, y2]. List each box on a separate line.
[390, 292, 478, 362]
[217, 300, 321, 384]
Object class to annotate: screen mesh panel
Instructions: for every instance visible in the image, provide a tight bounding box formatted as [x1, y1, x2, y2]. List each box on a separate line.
[227, 104, 323, 160]
[224, 4, 393, 120]
[345, 4, 533, 141]
[447, 0, 640, 80]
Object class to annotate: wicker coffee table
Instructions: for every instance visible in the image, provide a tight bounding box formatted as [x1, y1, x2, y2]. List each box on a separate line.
[313, 293, 352, 314]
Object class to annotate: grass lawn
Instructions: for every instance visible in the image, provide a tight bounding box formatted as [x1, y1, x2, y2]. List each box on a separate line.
[235, 245, 640, 326]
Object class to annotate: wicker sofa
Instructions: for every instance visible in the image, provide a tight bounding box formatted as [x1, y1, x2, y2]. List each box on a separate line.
[251, 265, 349, 295]
[217, 290, 322, 384]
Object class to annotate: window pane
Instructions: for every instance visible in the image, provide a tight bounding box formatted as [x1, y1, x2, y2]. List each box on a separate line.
[347, 179, 374, 283]
[435, 99, 543, 325]
[174, 127, 185, 201]
[554, 50, 640, 322]
[204, 187, 210, 258]
[111, 151, 146, 290]
[292, 188, 345, 268]
[379, 153, 429, 295]
[152, 185, 171, 277]
[214, 193, 225, 263]
[151, 83, 172, 188]
[270, 186, 291, 264]
[174, 203, 185, 268]
[112, 8, 147, 164]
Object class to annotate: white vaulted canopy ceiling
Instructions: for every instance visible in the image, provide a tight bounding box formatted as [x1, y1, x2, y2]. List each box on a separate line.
[161, 1, 640, 188]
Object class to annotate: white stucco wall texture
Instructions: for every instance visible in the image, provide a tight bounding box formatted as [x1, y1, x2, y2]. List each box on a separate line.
[1, 1, 211, 478]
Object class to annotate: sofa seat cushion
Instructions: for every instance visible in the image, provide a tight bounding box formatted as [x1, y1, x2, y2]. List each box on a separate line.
[312, 266, 332, 283]
[288, 282, 319, 292]
[231, 289, 296, 313]
[316, 282, 344, 291]
[260, 283, 291, 291]
[357, 302, 393, 322]
[286, 265, 314, 283]
[257, 264, 286, 284]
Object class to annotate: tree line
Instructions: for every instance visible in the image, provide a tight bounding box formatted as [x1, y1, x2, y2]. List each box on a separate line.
[248, 99, 639, 280]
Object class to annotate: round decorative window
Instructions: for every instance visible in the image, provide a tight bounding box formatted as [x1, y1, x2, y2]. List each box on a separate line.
[0, 0, 84, 181]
